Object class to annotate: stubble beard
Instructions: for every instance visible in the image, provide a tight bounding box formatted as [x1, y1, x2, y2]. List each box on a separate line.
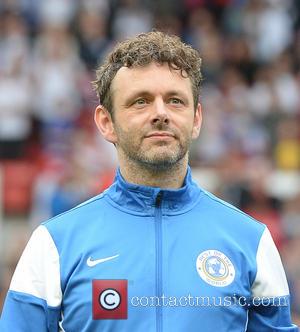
[115, 124, 192, 172]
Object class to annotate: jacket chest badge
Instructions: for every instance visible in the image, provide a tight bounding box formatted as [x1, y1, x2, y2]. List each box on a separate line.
[196, 250, 235, 287]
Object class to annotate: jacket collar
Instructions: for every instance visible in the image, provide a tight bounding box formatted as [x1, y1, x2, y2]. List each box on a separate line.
[106, 166, 202, 215]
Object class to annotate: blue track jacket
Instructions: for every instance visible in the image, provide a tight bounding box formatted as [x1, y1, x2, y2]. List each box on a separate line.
[0, 167, 298, 331]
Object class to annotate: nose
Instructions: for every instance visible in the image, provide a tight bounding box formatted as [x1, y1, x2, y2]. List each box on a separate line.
[151, 98, 170, 126]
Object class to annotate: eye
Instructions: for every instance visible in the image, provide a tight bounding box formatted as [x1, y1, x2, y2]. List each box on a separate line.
[134, 98, 147, 105]
[169, 97, 184, 105]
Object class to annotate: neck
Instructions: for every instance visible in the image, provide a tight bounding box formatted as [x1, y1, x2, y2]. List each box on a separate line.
[118, 154, 189, 189]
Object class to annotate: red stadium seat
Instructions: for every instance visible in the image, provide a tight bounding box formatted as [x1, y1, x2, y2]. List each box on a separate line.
[2, 161, 37, 216]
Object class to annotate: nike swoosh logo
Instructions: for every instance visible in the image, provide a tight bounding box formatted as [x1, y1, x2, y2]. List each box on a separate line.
[86, 254, 119, 267]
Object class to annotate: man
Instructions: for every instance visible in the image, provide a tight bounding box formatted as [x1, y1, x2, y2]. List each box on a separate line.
[0, 31, 298, 331]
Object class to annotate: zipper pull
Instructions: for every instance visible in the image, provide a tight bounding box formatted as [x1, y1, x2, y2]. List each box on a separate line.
[155, 192, 163, 207]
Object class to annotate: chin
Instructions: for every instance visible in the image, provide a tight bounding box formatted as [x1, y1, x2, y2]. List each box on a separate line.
[141, 153, 183, 169]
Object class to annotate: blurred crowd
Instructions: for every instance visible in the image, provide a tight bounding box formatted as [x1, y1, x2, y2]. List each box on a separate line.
[0, 0, 299, 322]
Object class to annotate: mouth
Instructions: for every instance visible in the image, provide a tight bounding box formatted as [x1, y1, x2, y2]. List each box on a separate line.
[145, 132, 175, 139]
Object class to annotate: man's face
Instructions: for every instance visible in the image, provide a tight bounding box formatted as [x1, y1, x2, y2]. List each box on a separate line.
[100, 62, 201, 171]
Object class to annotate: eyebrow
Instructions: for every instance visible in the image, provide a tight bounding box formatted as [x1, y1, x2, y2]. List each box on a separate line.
[123, 89, 190, 105]
[166, 90, 189, 98]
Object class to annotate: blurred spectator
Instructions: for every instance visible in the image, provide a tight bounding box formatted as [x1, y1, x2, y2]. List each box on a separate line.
[242, 177, 284, 249]
[112, 0, 153, 41]
[282, 193, 300, 238]
[76, 9, 112, 70]
[274, 117, 300, 170]
[38, 0, 76, 28]
[0, 11, 32, 159]
[241, 0, 293, 62]
[32, 22, 83, 155]
[186, 8, 223, 83]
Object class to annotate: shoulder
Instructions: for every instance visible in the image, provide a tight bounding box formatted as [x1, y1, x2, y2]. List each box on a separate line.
[197, 188, 266, 235]
[42, 191, 109, 237]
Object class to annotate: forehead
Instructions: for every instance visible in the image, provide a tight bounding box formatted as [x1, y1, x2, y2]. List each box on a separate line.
[111, 62, 193, 100]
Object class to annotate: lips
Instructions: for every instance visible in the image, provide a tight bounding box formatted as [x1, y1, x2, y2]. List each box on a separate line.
[145, 131, 175, 138]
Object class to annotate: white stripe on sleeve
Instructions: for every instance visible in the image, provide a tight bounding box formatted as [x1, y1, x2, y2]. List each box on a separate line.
[251, 227, 289, 298]
[10, 225, 62, 307]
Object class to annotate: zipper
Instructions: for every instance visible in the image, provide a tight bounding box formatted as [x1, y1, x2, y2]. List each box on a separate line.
[155, 192, 163, 332]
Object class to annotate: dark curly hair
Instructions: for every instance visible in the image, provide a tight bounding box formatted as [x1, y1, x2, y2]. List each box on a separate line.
[93, 31, 202, 117]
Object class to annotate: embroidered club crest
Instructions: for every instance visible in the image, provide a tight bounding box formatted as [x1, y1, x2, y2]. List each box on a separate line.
[196, 250, 235, 287]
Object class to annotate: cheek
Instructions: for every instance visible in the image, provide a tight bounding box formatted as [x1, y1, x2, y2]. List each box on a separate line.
[174, 115, 195, 135]
[114, 121, 141, 144]
[119, 113, 148, 130]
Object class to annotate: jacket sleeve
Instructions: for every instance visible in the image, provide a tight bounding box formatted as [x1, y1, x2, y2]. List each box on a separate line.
[247, 227, 299, 331]
[0, 225, 62, 332]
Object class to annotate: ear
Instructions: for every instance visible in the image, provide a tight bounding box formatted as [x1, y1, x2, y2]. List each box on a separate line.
[192, 103, 202, 139]
[94, 105, 117, 144]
